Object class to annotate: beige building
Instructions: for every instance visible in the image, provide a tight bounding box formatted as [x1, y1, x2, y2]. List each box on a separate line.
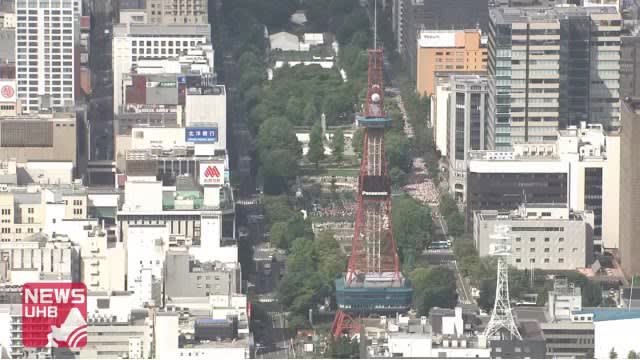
[416, 30, 487, 96]
[619, 98, 640, 278]
[146, 0, 208, 25]
[0, 187, 88, 243]
[474, 204, 594, 271]
[80, 225, 126, 293]
[0, 113, 77, 168]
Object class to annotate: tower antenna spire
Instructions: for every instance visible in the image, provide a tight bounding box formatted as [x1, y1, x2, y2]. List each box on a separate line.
[374, 0, 377, 50]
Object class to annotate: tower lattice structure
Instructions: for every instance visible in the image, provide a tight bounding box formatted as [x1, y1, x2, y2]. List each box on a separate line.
[484, 225, 523, 340]
[331, 48, 405, 338]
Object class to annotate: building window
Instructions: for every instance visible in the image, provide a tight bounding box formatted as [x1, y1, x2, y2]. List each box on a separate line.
[558, 258, 564, 263]
[1, 209, 10, 215]
[530, 258, 535, 263]
[530, 248, 535, 252]
[559, 248, 564, 252]
[515, 237, 521, 242]
[572, 248, 578, 253]
[530, 237, 535, 242]
[515, 258, 521, 263]
[515, 247, 521, 252]
[544, 248, 550, 253]
[544, 237, 550, 242]
[559, 237, 565, 242]
[27, 208, 34, 214]
[544, 258, 550, 263]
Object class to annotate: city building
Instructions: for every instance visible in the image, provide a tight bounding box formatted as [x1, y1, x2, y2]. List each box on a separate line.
[621, 35, 640, 98]
[0, 112, 77, 171]
[0, 233, 78, 284]
[446, 75, 489, 202]
[415, 30, 487, 96]
[487, 5, 621, 150]
[394, 0, 489, 80]
[464, 122, 619, 249]
[80, 292, 154, 359]
[112, 23, 212, 114]
[474, 204, 594, 270]
[164, 250, 240, 299]
[145, 0, 208, 25]
[466, 151, 569, 226]
[79, 225, 126, 293]
[619, 97, 640, 277]
[117, 172, 236, 267]
[15, 0, 77, 112]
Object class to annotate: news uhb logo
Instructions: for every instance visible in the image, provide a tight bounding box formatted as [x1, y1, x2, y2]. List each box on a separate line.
[204, 165, 221, 178]
[22, 282, 87, 348]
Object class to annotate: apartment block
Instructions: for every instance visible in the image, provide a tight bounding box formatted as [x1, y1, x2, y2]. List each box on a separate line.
[415, 30, 487, 96]
[487, 6, 621, 150]
[15, 0, 76, 112]
[474, 204, 594, 270]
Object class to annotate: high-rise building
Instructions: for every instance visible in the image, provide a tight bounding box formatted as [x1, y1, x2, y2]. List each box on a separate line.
[446, 75, 489, 202]
[394, 0, 489, 80]
[487, 6, 621, 150]
[619, 97, 640, 278]
[621, 35, 640, 98]
[146, 0, 208, 25]
[415, 30, 487, 96]
[15, 0, 76, 112]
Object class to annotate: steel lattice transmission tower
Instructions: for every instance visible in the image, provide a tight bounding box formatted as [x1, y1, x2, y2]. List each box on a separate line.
[484, 225, 522, 340]
[330, 46, 412, 338]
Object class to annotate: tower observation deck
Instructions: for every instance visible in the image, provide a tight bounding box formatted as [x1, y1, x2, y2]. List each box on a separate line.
[331, 48, 412, 338]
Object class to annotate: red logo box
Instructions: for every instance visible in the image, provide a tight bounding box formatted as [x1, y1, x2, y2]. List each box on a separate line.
[22, 282, 87, 348]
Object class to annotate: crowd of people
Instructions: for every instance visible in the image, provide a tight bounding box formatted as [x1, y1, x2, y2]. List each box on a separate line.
[311, 201, 357, 218]
[402, 158, 440, 205]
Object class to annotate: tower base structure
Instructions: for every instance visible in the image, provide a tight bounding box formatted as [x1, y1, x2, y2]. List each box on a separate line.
[332, 275, 412, 337]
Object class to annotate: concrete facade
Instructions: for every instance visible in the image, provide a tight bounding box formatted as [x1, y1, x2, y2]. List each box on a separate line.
[619, 98, 640, 277]
[474, 204, 594, 270]
[415, 30, 487, 96]
[447, 75, 488, 202]
[488, 6, 621, 150]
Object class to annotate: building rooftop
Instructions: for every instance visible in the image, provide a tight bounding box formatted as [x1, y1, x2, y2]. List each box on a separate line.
[575, 308, 640, 322]
[114, 23, 211, 38]
[417, 29, 482, 48]
[491, 4, 619, 24]
[119, 0, 146, 10]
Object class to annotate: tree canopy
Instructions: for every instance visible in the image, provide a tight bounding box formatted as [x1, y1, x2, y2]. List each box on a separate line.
[308, 122, 326, 167]
[409, 266, 458, 315]
[256, 117, 302, 194]
[392, 195, 432, 270]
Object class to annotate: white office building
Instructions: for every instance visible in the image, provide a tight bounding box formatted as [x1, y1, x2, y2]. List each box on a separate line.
[15, 0, 76, 112]
[112, 23, 212, 114]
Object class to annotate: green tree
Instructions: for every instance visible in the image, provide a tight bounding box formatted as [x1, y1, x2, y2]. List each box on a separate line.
[351, 128, 364, 159]
[389, 166, 407, 188]
[331, 128, 345, 162]
[410, 266, 458, 315]
[610, 348, 618, 359]
[270, 222, 289, 249]
[307, 122, 325, 167]
[392, 195, 432, 269]
[303, 102, 318, 126]
[628, 350, 638, 359]
[263, 195, 295, 225]
[257, 117, 302, 194]
[447, 213, 465, 237]
[325, 336, 360, 358]
[385, 130, 411, 173]
[285, 97, 305, 124]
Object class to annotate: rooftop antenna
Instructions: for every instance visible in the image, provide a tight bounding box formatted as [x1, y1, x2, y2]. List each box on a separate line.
[374, 0, 377, 50]
[484, 224, 522, 340]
